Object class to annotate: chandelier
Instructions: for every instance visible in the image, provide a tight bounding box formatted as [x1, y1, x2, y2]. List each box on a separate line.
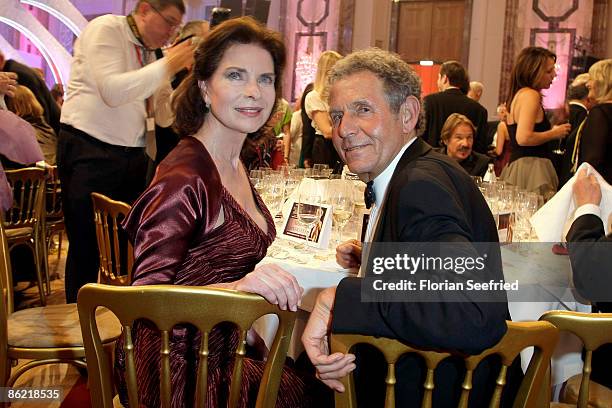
[295, 51, 317, 90]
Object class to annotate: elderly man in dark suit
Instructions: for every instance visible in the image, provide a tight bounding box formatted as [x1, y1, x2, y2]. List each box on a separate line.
[423, 61, 488, 154]
[302, 48, 520, 407]
[566, 167, 612, 390]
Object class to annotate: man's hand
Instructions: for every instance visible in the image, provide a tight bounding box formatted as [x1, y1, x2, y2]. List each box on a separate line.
[336, 239, 362, 269]
[0, 72, 18, 97]
[302, 287, 356, 392]
[165, 40, 195, 76]
[573, 167, 601, 208]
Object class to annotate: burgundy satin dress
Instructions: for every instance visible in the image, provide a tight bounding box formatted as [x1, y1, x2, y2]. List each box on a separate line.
[114, 137, 318, 407]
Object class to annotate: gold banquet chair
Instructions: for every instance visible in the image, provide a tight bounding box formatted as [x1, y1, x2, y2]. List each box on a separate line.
[331, 321, 559, 408]
[0, 214, 122, 389]
[45, 165, 65, 262]
[91, 192, 133, 286]
[77, 283, 297, 408]
[4, 167, 48, 305]
[540, 311, 612, 408]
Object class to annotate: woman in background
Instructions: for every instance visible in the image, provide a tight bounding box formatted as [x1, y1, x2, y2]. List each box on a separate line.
[577, 59, 612, 183]
[304, 50, 342, 170]
[500, 46, 571, 198]
[117, 17, 329, 408]
[493, 103, 511, 176]
[6, 85, 57, 164]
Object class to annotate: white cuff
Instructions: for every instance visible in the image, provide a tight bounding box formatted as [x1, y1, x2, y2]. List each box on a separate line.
[574, 203, 601, 221]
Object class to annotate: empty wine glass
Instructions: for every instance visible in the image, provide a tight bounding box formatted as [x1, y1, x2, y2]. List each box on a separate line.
[297, 180, 323, 245]
[330, 180, 355, 244]
[261, 175, 285, 229]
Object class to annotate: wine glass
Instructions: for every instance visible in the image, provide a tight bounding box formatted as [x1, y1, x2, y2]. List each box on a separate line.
[296, 180, 322, 246]
[261, 175, 285, 229]
[330, 180, 355, 244]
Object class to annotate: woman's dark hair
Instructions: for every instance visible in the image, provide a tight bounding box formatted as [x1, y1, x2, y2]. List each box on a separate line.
[173, 16, 286, 137]
[507, 46, 556, 107]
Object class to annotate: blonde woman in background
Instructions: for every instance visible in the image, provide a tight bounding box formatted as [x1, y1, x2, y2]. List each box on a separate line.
[304, 50, 342, 170]
[577, 59, 612, 183]
[7, 85, 57, 164]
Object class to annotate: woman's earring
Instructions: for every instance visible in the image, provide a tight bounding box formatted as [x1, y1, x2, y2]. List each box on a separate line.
[204, 101, 210, 113]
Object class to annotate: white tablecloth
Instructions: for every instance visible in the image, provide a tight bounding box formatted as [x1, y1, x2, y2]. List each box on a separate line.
[253, 239, 590, 386]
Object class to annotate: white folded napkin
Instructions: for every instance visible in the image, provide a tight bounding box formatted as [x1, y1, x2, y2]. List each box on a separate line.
[531, 163, 612, 242]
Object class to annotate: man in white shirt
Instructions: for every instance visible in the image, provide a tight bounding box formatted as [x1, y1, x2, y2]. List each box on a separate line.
[58, 0, 194, 303]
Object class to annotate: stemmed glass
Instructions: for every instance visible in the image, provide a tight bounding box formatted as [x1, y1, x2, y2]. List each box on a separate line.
[330, 180, 355, 244]
[296, 179, 322, 246]
[261, 174, 285, 229]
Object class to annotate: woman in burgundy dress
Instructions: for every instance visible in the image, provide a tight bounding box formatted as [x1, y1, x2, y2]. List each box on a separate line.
[115, 17, 329, 407]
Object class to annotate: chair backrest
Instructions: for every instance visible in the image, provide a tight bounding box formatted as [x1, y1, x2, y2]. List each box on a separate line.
[77, 283, 297, 408]
[540, 310, 612, 408]
[4, 168, 46, 230]
[45, 165, 62, 220]
[91, 192, 133, 286]
[331, 320, 559, 408]
[0, 215, 11, 386]
[0, 214, 13, 315]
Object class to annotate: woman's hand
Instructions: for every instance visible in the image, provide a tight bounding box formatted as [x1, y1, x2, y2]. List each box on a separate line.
[552, 123, 571, 139]
[234, 264, 303, 311]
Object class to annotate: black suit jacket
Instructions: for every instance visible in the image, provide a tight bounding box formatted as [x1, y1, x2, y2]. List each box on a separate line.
[331, 138, 519, 407]
[4, 59, 61, 135]
[424, 89, 489, 154]
[569, 103, 588, 131]
[567, 214, 612, 388]
[434, 147, 492, 177]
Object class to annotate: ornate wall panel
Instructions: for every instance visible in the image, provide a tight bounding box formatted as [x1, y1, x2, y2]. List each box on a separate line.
[337, 0, 354, 55]
[284, 0, 340, 101]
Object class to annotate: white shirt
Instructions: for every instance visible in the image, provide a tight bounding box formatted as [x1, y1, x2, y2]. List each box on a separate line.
[304, 90, 328, 136]
[573, 203, 601, 221]
[364, 138, 417, 242]
[61, 14, 172, 147]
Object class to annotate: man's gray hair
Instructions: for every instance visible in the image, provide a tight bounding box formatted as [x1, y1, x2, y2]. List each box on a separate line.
[328, 48, 424, 134]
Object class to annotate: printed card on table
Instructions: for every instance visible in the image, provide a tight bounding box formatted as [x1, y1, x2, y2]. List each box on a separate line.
[497, 212, 512, 243]
[280, 199, 332, 249]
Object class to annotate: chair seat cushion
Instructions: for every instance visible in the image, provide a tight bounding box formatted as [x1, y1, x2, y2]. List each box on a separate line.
[562, 374, 612, 408]
[8, 304, 121, 348]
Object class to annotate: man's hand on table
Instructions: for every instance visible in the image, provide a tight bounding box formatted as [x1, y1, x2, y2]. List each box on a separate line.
[234, 264, 303, 312]
[336, 239, 362, 269]
[302, 286, 356, 392]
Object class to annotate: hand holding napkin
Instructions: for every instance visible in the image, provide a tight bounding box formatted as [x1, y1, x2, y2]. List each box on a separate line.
[531, 163, 612, 242]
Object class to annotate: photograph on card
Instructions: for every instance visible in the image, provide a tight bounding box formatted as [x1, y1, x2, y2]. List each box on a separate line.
[281, 201, 330, 245]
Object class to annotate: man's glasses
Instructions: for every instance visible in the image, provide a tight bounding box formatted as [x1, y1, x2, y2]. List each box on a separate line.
[148, 3, 182, 32]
